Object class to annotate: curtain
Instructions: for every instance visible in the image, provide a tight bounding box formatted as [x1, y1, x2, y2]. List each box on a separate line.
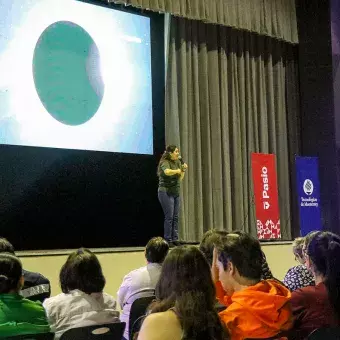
[165, 16, 300, 242]
[285, 47, 301, 238]
[110, 0, 298, 44]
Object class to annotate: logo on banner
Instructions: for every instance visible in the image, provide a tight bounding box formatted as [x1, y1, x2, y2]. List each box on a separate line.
[301, 178, 318, 208]
[303, 179, 314, 196]
[251, 153, 281, 240]
[262, 167, 270, 210]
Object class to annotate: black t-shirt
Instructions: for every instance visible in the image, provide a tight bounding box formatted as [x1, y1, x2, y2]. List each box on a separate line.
[158, 159, 181, 196]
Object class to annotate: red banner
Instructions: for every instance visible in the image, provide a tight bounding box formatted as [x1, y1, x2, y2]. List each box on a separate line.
[251, 153, 281, 239]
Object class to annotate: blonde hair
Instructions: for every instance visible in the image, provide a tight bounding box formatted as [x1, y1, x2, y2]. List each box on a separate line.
[292, 237, 305, 259]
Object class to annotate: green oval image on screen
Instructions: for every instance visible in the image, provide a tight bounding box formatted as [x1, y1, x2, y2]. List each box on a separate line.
[33, 21, 104, 126]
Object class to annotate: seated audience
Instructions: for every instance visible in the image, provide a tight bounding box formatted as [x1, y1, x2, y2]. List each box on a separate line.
[199, 229, 229, 305]
[200, 229, 275, 306]
[199, 229, 229, 267]
[291, 231, 340, 339]
[138, 246, 229, 340]
[43, 248, 119, 339]
[0, 253, 50, 337]
[283, 237, 315, 291]
[0, 238, 51, 302]
[214, 232, 292, 340]
[117, 237, 169, 340]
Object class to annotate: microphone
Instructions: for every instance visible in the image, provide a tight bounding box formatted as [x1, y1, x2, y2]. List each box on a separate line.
[179, 156, 186, 172]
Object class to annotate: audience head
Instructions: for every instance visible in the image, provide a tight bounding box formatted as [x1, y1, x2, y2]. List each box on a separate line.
[145, 237, 169, 264]
[293, 237, 305, 264]
[152, 246, 228, 339]
[0, 238, 15, 255]
[199, 229, 228, 266]
[305, 231, 340, 318]
[0, 253, 23, 294]
[303, 231, 319, 254]
[215, 232, 263, 296]
[155, 246, 214, 302]
[60, 248, 105, 294]
[231, 231, 273, 280]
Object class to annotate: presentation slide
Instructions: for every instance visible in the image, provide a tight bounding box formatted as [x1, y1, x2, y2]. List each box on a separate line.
[0, 0, 153, 154]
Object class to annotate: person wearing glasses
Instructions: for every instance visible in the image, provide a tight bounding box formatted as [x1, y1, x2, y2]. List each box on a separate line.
[283, 237, 315, 291]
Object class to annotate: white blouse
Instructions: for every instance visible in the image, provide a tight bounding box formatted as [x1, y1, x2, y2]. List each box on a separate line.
[43, 289, 119, 339]
[117, 263, 161, 339]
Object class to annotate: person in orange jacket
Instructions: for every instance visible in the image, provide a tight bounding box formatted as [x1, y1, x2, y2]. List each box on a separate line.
[213, 232, 293, 340]
[214, 251, 278, 307]
[199, 229, 276, 307]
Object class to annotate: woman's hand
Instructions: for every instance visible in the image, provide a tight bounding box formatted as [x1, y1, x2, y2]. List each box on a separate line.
[211, 248, 219, 283]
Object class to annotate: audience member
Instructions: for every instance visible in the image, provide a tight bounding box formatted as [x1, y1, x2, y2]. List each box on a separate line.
[232, 231, 275, 280]
[200, 229, 275, 306]
[199, 230, 229, 305]
[304, 230, 319, 248]
[43, 248, 119, 339]
[199, 230, 229, 267]
[138, 246, 229, 340]
[291, 231, 340, 339]
[117, 237, 169, 340]
[283, 237, 315, 291]
[0, 238, 51, 302]
[214, 232, 292, 340]
[0, 253, 50, 337]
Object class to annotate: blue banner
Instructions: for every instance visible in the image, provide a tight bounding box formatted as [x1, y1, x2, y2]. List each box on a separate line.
[296, 157, 322, 236]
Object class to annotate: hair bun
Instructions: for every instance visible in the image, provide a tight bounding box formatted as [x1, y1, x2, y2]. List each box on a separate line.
[329, 240, 340, 252]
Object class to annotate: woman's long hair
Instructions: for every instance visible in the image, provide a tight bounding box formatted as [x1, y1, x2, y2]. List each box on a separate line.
[307, 231, 340, 319]
[157, 145, 177, 177]
[149, 246, 229, 340]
